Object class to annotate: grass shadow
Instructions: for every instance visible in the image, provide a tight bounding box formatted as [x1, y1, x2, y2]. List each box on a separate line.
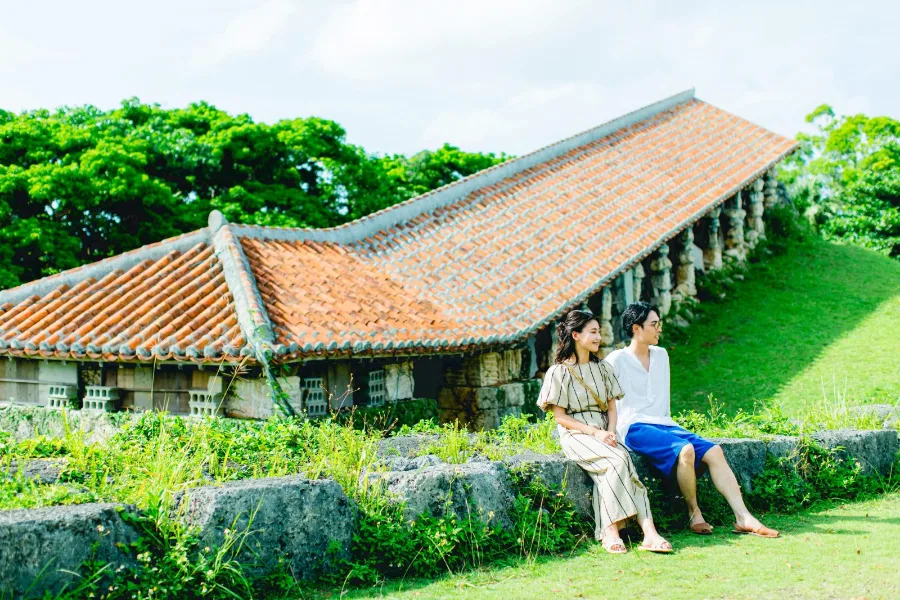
[668, 239, 900, 415]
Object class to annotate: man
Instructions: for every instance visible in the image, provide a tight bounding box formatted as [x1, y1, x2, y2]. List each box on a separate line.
[605, 301, 779, 538]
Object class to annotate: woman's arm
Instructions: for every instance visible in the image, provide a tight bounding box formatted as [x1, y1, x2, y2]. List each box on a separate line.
[550, 404, 616, 446]
[550, 404, 597, 435]
[607, 397, 618, 434]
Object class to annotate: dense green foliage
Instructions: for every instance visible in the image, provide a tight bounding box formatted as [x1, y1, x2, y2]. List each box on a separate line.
[0, 101, 509, 288]
[780, 105, 900, 257]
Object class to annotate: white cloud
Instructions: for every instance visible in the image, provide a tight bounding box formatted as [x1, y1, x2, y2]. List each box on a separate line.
[309, 0, 581, 82]
[0, 30, 61, 73]
[190, 0, 298, 70]
[420, 82, 683, 153]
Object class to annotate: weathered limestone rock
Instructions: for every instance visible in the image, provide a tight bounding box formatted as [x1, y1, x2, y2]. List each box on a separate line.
[649, 243, 673, 317]
[673, 228, 697, 302]
[503, 451, 594, 520]
[599, 287, 615, 357]
[370, 461, 516, 528]
[702, 207, 723, 271]
[376, 434, 442, 458]
[4, 458, 67, 485]
[710, 438, 767, 491]
[811, 429, 899, 476]
[376, 454, 444, 472]
[723, 193, 747, 261]
[175, 476, 356, 580]
[849, 404, 900, 430]
[745, 178, 766, 248]
[0, 503, 138, 599]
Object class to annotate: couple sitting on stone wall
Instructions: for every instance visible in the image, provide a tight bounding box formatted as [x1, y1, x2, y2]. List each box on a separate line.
[537, 302, 779, 554]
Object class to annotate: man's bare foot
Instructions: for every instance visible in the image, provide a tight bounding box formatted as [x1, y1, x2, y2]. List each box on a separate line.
[734, 514, 763, 531]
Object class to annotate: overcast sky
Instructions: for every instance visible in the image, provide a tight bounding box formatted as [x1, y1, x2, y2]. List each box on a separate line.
[1, 0, 897, 156]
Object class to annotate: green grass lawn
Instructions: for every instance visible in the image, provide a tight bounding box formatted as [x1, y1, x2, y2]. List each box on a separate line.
[668, 238, 900, 415]
[332, 492, 900, 600]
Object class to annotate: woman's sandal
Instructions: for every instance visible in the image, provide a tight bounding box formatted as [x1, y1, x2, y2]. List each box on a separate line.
[638, 539, 674, 554]
[602, 537, 628, 554]
[731, 523, 779, 538]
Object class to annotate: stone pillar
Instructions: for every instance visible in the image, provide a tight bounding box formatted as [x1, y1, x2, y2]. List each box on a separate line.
[764, 169, 779, 210]
[526, 335, 538, 378]
[385, 361, 415, 402]
[673, 228, 697, 302]
[599, 287, 615, 357]
[632, 263, 645, 302]
[649, 243, 673, 317]
[745, 178, 766, 248]
[702, 208, 723, 271]
[327, 361, 354, 410]
[723, 193, 747, 262]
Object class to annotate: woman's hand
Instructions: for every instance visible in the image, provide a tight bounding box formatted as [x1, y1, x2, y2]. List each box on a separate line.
[591, 429, 618, 447]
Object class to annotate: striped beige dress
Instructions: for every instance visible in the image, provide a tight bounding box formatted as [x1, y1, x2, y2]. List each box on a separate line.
[537, 360, 651, 539]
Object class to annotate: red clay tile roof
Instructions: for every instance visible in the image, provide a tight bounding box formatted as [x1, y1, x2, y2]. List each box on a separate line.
[0, 90, 797, 364]
[0, 233, 249, 363]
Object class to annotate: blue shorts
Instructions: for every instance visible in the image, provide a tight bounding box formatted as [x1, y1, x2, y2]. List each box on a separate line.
[625, 423, 717, 478]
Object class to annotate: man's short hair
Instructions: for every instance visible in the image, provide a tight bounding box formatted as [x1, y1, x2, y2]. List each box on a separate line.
[622, 301, 661, 339]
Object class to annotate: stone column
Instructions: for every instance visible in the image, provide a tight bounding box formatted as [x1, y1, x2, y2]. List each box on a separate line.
[673, 228, 697, 302]
[649, 243, 673, 317]
[723, 193, 746, 262]
[385, 361, 415, 402]
[632, 263, 645, 302]
[764, 168, 779, 210]
[745, 178, 766, 248]
[702, 208, 723, 271]
[599, 287, 615, 357]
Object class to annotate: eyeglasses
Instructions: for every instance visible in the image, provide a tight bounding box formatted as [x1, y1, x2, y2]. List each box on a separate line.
[644, 320, 663, 330]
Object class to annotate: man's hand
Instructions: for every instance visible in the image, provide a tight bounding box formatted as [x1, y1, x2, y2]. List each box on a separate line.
[592, 429, 617, 447]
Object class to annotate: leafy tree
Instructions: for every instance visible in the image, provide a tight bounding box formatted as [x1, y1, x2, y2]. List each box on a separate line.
[0, 100, 508, 287]
[780, 105, 900, 257]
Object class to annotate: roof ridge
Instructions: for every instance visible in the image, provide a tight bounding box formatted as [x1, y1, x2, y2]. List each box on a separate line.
[0, 229, 210, 307]
[230, 88, 697, 245]
[209, 213, 278, 360]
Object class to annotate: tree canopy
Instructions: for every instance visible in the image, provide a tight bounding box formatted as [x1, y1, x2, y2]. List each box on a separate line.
[780, 105, 900, 257]
[0, 100, 510, 288]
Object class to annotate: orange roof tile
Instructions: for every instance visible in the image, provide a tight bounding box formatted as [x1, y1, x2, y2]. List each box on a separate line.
[0, 90, 797, 364]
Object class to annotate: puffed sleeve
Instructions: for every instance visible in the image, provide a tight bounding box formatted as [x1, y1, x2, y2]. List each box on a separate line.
[600, 361, 624, 402]
[537, 365, 570, 412]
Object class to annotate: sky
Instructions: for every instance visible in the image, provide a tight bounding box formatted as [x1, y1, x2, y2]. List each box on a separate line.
[1, 0, 897, 156]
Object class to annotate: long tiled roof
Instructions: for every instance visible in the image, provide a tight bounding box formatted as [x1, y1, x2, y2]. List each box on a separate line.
[0, 90, 797, 363]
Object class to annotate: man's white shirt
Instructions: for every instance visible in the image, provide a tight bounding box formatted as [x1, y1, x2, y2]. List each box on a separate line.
[605, 345, 678, 444]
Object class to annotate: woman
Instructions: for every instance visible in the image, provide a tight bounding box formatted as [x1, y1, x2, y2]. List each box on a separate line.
[537, 309, 672, 554]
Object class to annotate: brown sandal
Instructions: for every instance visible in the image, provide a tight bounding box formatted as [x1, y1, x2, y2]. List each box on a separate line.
[690, 522, 713, 535]
[732, 523, 779, 538]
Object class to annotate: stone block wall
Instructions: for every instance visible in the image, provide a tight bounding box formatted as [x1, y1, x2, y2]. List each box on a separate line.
[439, 348, 529, 429]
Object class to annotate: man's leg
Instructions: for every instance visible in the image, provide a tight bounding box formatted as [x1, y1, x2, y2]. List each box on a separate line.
[674, 443, 707, 527]
[701, 445, 771, 532]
